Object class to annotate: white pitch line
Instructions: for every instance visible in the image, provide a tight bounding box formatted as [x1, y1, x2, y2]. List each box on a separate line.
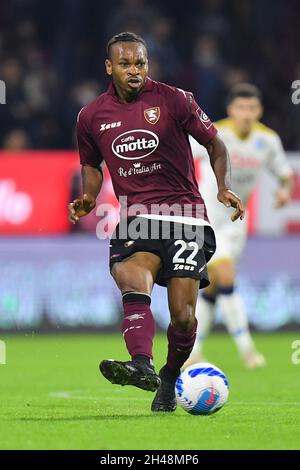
[48, 392, 149, 401]
[49, 392, 72, 398]
[48, 393, 300, 406]
[229, 401, 300, 407]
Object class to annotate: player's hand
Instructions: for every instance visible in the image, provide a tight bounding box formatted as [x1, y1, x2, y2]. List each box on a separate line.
[68, 194, 96, 224]
[217, 189, 245, 222]
[274, 188, 290, 208]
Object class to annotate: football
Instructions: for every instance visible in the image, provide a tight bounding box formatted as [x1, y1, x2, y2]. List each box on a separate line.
[175, 363, 229, 415]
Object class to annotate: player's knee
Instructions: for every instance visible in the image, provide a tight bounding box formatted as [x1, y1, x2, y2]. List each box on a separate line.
[218, 272, 235, 288]
[215, 260, 235, 287]
[112, 263, 152, 294]
[204, 282, 217, 298]
[170, 302, 195, 332]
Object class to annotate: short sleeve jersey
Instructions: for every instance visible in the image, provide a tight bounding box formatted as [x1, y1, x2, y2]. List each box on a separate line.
[77, 78, 217, 220]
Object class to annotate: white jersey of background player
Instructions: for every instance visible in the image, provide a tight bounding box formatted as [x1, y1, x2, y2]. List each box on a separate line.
[186, 83, 293, 369]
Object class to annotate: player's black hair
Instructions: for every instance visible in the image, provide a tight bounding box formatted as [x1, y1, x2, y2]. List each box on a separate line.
[226, 83, 263, 106]
[106, 32, 147, 58]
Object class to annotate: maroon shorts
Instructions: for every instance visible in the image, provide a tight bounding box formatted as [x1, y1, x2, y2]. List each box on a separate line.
[109, 217, 216, 289]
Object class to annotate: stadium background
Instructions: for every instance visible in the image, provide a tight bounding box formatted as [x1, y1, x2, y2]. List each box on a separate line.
[0, 0, 300, 332]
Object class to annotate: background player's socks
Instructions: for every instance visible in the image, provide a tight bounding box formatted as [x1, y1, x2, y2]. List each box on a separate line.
[190, 292, 216, 357]
[166, 319, 198, 378]
[122, 292, 155, 360]
[218, 286, 255, 355]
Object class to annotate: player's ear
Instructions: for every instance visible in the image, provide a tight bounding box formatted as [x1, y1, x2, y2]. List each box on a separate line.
[256, 103, 264, 121]
[226, 104, 232, 117]
[105, 59, 112, 76]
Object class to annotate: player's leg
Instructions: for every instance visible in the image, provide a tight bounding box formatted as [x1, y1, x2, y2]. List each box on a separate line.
[100, 251, 163, 391]
[183, 263, 218, 367]
[216, 257, 266, 368]
[167, 276, 200, 371]
[112, 251, 160, 359]
[183, 224, 224, 368]
[151, 276, 200, 412]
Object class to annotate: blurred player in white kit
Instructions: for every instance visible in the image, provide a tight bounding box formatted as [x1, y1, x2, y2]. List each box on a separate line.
[186, 83, 293, 369]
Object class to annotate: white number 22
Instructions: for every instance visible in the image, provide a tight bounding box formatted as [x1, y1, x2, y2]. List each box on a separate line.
[172, 240, 199, 266]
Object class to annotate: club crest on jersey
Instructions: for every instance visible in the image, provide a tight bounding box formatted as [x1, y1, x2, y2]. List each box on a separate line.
[144, 107, 160, 125]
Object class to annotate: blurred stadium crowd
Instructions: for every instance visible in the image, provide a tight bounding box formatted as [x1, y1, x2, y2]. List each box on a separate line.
[0, 0, 300, 151]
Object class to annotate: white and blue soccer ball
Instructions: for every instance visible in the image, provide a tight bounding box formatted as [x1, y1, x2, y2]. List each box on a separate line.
[175, 362, 229, 415]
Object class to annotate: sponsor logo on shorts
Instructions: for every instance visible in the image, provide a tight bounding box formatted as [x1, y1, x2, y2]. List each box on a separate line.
[124, 240, 135, 247]
[144, 107, 160, 125]
[112, 129, 159, 160]
[174, 263, 195, 272]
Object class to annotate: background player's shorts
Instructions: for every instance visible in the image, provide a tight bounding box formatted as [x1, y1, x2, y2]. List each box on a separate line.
[211, 217, 247, 262]
[109, 217, 216, 289]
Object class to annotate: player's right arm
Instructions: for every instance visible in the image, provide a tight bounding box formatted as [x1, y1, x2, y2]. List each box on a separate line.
[264, 131, 293, 208]
[68, 107, 104, 224]
[68, 165, 103, 224]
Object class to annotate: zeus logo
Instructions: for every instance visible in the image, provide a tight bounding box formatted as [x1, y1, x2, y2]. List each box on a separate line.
[100, 121, 122, 131]
[174, 264, 195, 272]
[112, 129, 159, 160]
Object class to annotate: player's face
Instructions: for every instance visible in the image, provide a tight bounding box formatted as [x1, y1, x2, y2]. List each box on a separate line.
[227, 97, 263, 134]
[105, 42, 148, 98]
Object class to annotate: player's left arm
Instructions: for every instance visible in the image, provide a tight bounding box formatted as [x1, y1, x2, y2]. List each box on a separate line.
[205, 135, 244, 221]
[175, 89, 244, 221]
[275, 174, 293, 208]
[265, 132, 294, 208]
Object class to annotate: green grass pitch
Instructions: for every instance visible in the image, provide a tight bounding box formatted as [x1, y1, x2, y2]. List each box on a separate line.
[0, 332, 299, 450]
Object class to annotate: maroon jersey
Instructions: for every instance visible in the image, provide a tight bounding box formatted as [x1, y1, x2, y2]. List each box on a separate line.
[76, 78, 217, 220]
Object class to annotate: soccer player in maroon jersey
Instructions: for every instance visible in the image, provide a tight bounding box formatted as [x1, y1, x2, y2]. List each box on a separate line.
[68, 32, 244, 412]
